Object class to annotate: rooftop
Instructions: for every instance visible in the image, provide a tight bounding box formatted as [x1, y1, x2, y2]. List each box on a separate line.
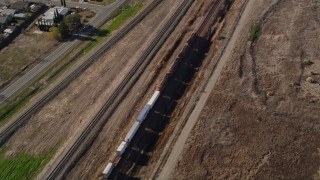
[2, 9, 16, 16]
[0, 16, 8, 24]
[43, 6, 69, 22]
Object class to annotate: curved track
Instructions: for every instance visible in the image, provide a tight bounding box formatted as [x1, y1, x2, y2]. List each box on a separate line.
[44, 0, 193, 179]
[0, 0, 162, 145]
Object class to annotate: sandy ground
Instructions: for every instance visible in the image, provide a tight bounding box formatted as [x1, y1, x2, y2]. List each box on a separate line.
[169, 0, 320, 179]
[2, 0, 176, 161]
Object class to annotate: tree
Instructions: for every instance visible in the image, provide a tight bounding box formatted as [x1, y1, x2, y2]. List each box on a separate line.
[58, 21, 69, 38]
[63, 14, 81, 33]
[49, 27, 62, 41]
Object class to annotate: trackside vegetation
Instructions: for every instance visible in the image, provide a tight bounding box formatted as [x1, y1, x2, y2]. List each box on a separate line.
[82, 3, 144, 54]
[248, 23, 261, 42]
[0, 147, 55, 180]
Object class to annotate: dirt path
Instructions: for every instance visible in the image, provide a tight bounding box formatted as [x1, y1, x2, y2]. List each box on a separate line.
[156, 0, 254, 179]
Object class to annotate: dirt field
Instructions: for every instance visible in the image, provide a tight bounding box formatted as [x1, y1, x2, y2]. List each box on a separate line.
[0, 25, 58, 89]
[169, 0, 320, 179]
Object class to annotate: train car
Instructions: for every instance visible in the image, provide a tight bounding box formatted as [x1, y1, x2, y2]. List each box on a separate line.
[137, 104, 151, 123]
[125, 122, 140, 142]
[102, 163, 114, 179]
[116, 141, 128, 156]
[147, 91, 160, 108]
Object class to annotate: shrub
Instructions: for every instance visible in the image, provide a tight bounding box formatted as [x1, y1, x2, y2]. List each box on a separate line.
[49, 27, 62, 41]
[248, 23, 261, 42]
[303, 60, 314, 66]
[217, 36, 226, 40]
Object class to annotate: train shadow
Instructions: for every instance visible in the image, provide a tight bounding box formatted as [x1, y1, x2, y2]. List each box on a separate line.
[110, 35, 211, 179]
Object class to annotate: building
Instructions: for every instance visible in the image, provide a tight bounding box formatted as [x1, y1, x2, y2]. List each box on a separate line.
[2, 9, 16, 17]
[0, 16, 9, 31]
[42, 6, 69, 25]
[13, 13, 27, 20]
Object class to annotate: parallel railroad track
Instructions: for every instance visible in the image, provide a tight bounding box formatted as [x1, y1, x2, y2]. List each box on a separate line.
[108, 0, 194, 177]
[196, 0, 224, 37]
[45, 0, 193, 179]
[0, 0, 162, 145]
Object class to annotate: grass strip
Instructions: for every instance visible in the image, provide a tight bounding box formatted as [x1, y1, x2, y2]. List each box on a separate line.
[82, 3, 144, 54]
[0, 145, 58, 180]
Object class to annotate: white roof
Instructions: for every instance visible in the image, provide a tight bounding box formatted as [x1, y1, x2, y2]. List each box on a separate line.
[2, 9, 16, 16]
[4, 29, 13, 34]
[43, 7, 69, 21]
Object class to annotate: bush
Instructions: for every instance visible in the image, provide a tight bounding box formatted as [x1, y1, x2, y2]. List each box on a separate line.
[64, 14, 82, 33]
[303, 60, 314, 66]
[49, 27, 62, 41]
[249, 23, 261, 42]
[58, 21, 69, 38]
[217, 36, 226, 40]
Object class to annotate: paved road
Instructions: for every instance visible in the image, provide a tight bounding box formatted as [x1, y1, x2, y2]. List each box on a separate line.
[156, 0, 254, 179]
[0, 0, 127, 107]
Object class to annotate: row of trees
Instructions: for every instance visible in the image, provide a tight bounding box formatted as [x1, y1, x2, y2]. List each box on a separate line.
[50, 14, 81, 41]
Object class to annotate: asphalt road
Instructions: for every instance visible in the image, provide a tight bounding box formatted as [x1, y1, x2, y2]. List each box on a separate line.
[156, 0, 253, 179]
[0, 0, 127, 107]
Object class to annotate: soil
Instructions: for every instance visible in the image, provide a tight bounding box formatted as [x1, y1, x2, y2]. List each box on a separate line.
[170, 0, 320, 179]
[0, 24, 58, 89]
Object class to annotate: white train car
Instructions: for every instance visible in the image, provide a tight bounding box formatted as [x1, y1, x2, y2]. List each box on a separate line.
[137, 104, 151, 123]
[147, 91, 160, 107]
[116, 141, 128, 156]
[102, 163, 114, 179]
[125, 121, 140, 142]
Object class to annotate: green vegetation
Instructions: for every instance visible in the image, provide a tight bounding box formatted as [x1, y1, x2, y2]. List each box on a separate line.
[217, 35, 226, 40]
[0, 147, 54, 180]
[49, 26, 63, 41]
[0, 86, 40, 127]
[88, 0, 115, 6]
[64, 14, 82, 33]
[248, 23, 261, 42]
[82, 3, 144, 54]
[303, 60, 314, 66]
[50, 14, 82, 41]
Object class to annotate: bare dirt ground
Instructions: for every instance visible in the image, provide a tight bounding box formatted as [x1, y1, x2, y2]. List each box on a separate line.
[0, 25, 58, 89]
[170, 0, 320, 179]
[2, 0, 181, 174]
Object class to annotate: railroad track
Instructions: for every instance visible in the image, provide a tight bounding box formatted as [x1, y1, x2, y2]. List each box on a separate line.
[0, 0, 162, 145]
[107, 0, 194, 178]
[43, 0, 193, 179]
[196, 0, 224, 37]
